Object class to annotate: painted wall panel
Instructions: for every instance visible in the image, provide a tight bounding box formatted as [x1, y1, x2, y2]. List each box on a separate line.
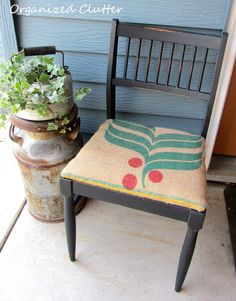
[0, 38, 4, 61]
[49, 50, 216, 91]
[73, 82, 208, 119]
[15, 16, 110, 54]
[0, 1, 18, 60]
[79, 109, 204, 134]
[13, 0, 230, 29]
[16, 16, 223, 56]
[13, 0, 231, 134]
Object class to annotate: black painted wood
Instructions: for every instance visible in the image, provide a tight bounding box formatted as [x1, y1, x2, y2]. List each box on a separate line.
[197, 48, 209, 92]
[107, 20, 227, 137]
[134, 38, 142, 80]
[187, 46, 198, 89]
[202, 33, 227, 137]
[73, 181, 191, 222]
[117, 23, 223, 49]
[64, 195, 76, 261]
[177, 45, 186, 87]
[167, 43, 175, 85]
[60, 19, 227, 292]
[112, 78, 210, 100]
[107, 19, 119, 119]
[175, 228, 199, 292]
[156, 41, 164, 84]
[145, 39, 153, 82]
[123, 37, 131, 79]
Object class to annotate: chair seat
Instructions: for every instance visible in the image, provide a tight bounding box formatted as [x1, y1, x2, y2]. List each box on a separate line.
[61, 119, 207, 212]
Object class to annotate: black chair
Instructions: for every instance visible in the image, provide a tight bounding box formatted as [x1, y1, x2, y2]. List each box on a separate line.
[60, 19, 227, 292]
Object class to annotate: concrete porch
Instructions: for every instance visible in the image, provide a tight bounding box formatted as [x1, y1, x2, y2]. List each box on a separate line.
[0, 135, 235, 300]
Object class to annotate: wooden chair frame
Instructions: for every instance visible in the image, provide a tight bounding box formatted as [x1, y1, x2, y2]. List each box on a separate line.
[60, 19, 227, 292]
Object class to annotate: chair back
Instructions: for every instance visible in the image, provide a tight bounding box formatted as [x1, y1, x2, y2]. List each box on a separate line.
[106, 19, 227, 137]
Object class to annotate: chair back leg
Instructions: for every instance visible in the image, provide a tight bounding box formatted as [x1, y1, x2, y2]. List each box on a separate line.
[175, 227, 198, 292]
[175, 210, 205, 291]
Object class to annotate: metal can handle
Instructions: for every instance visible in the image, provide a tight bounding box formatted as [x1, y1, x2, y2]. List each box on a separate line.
[23, 46, 56, 56]
[9, 124, 24, 146]
[11, 46, 66, 69]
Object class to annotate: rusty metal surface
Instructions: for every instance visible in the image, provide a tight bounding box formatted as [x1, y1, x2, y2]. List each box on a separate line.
[10, 104, 78, 132]
[11, 112, 83, 222]
[13, 134, 83, 168]
[28, 197, 87, 223]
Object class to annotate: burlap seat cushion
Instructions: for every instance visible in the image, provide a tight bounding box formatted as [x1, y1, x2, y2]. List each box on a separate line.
[61, 119, 207, 212]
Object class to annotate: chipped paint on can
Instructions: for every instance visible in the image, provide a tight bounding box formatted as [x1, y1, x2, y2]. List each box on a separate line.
[18, 161, 66, 221]
[10, 106, 83, 222]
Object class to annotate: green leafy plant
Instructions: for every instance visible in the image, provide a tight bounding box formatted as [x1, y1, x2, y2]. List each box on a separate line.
[0, 52, 91, 132]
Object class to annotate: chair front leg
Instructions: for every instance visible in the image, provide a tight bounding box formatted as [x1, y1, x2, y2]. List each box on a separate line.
[60, 178, 76, 261]
[64, 195, 76, 261]
[175, 210, 205, 292]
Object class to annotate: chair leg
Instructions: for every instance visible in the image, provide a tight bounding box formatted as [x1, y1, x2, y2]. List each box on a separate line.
[175, 210, 205, 292]
[64, 195, 76, 261]
[175, 227, 198, 292]
[60, 178, 77, 261]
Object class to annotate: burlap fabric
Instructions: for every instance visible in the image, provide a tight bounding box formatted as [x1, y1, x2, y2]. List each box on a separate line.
[61, 119, 207, 212]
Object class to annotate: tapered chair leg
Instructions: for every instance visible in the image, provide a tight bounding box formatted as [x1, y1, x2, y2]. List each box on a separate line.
[175, 227, 199, 292]
[64, 196, 76, 261]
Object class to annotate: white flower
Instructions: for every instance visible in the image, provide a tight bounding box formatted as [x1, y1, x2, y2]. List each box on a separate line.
[31, 93, 40, 104]
[47, 91, 59, 103]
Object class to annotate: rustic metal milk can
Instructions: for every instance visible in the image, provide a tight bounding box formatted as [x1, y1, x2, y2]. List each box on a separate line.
[10, 105, 85, 222]
[8, 46, 86, 222]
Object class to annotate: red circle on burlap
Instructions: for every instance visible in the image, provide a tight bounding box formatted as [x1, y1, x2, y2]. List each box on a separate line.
[122, 174, 137, 190]
[149, 170, 163, 183]
[128, 157, 143, 168]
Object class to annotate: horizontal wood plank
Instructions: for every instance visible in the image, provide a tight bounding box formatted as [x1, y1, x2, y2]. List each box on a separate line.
[112, 79, 210, 100]
[13, 0, 229, 29]
[13, 0, 229, 135]
[52, 51, 216, 89]
[16, 16, 222, 56]
[78, 108, 204, 135]
[118, 24, 222, 49]
[73, 81, 208, 119]
[15, 16, 110, 54]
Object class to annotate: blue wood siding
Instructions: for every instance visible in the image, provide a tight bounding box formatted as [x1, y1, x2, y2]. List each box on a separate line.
[0, 38, 4, 61]
[13, 0, 231, 134]
[0, 1, 18, 61]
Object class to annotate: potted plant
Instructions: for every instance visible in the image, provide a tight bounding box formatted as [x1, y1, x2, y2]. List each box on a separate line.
[0, 48, 91, 222]
[0, 51, 91, 132]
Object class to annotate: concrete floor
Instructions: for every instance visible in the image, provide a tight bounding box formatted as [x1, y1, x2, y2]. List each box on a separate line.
[208, 155, 236, 183]
[0, 185, 235, 300]
[0, 135, 235, 300]
[0, 131, 25, 249]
